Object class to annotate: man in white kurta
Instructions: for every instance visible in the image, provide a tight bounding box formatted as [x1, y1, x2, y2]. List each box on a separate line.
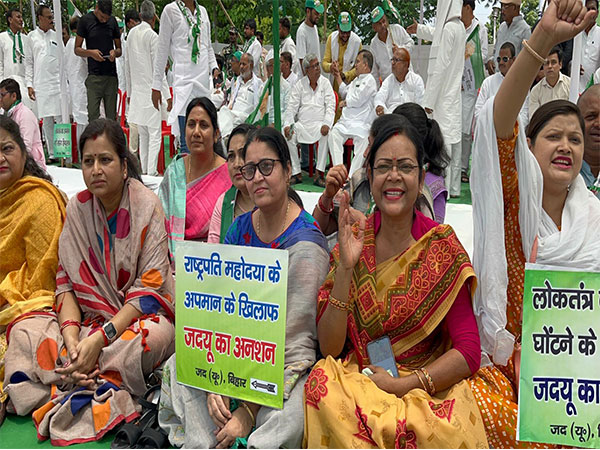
[474, 42, 529, 127]
[487, 0, 531, 73]
[0, 9, 34, 112]
[375, 47, 423, 115]
[279, 16, 300, 75]
[579, 0, 600, 93]
[369, 7, 414, 84]
[65, 17, 88, 148]
[284, 54, 335, 183]
[262, 49, 291, 127]
[329, 50, 377, 179]
[126, 0, 171, 176]
[413, 0, 466, 197]
[281, 51, 299, 87]
[242, 18, 263, 78]
[218, 53, 263, 140]
[296, 0, 323, 74]
[26, 5, 61, 160]
[460, 0, 489, 178]
[152, 0, 217, 154]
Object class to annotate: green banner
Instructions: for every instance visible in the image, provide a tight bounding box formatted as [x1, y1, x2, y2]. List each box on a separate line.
[175, 241, 289, 409]
[518, 264, 600, 447]
[53, 123, 72, 159]
[463, 25, 485, 92]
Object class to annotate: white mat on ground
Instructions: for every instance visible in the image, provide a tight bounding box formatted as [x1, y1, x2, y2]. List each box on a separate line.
[47, 167, 474, 257]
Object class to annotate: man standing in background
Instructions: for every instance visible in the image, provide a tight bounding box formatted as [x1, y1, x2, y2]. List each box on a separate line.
[297, 0, 323, 74]
[487, 0, 530, 74]
[65, 16, 88, 150]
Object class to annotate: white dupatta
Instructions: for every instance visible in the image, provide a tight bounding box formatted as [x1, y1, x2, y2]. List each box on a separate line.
[471, 97, 600, 367]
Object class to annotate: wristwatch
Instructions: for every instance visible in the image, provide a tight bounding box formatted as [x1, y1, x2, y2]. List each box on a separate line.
[102, 321, 117, 344]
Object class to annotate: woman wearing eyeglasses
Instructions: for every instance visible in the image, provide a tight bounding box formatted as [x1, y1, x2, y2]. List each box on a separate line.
[158, 97, 232, 261]
[158, 127, 330, 448]
[303, 114, 488, 448]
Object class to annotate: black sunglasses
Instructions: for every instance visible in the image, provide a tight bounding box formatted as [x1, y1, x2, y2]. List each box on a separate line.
[240, 158, 281, 181]
[497, 56, 512, 63]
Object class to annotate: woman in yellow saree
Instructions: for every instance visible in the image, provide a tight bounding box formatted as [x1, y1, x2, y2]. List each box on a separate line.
[303, 114, 488, 448]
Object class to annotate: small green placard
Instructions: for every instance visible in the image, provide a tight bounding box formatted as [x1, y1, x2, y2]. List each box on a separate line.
[53, 123, 72, 159]
[518, 264, 600, 447]
[174, 241, 288, 409]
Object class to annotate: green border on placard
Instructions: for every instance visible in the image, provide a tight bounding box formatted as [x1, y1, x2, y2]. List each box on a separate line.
[53, 123, 71, 159]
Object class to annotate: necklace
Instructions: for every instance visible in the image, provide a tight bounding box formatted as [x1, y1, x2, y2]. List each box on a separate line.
[256, 200, 290, 240]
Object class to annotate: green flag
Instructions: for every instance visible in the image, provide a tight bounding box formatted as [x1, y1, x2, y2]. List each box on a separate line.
[245, 77, 272, 127]
[67, 0, 82, 18]
[463, 25, 485, 92]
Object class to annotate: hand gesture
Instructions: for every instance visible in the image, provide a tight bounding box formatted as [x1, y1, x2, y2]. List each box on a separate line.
[207, 394, 231, 429]
[324, 164, 348, 199]
[337, 190, 365, 270]
[214, 407, 253, 449]
[56, 332, 103, 381]
[406, 19, 418, 35]
[536, 0, 595, 47]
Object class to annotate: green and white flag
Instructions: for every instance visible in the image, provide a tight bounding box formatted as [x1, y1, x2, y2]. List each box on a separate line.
[462, 25, 485, 92]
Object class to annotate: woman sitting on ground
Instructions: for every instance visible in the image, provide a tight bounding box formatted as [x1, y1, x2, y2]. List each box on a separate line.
[159, 127, 329, 448]
[0, 116, 66, 425]
[4, 119, 175, 444]
[159, 97, 232, 257]
[208, 123, 256, 243]
[468, 0, 600, 447]
[303, 114, 488, 448]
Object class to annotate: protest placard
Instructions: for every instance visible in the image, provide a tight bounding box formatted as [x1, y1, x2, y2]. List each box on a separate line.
[518, 264, 600, 447]
[53, 123, 72, 159]
[175, 241, 289, 409]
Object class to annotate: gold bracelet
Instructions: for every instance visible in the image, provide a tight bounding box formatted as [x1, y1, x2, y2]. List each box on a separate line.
[420, 368, 436, 395]
[522, 39, 547, 65]
[328, 294, 351, 311]
[239, 401, 255, 427]
[413, 370, 428, 392]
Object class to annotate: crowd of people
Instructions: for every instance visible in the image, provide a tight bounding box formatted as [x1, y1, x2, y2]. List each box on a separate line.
[0, 0, 599, 447]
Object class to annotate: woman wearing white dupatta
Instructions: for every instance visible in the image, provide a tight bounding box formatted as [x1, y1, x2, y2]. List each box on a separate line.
[467, 1, 600, 447]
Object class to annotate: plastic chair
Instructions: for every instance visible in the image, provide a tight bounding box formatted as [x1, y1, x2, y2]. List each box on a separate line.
[117, 90, 130, 145]
[157, 120, 175, 175]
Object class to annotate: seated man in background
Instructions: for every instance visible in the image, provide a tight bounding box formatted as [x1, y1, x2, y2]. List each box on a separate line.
[374, 46, 424, 115]
[577, 84, 600, 198]
[328, 49, 377, 181]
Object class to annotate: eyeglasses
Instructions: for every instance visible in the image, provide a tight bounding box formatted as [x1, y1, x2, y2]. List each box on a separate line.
[391, 58, 408, 64]
[497, 56, 512, 63]
[373, 161, 419, 176]
[240, 158, 281, 180]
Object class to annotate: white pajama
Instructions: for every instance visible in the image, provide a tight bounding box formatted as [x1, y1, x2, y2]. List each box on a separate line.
[138, 124, 161, 176]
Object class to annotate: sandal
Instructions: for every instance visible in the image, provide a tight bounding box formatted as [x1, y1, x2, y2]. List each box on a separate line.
[290, 174, 303, 185]
[111, 385, 162, 449]
[461, 172, 469, 183]
[135, 427, 168, 449]
[313, 176, 326, 188]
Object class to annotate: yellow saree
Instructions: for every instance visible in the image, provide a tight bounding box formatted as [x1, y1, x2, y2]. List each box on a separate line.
[0, 176, 66, 401]
[303, 212, 488, 448]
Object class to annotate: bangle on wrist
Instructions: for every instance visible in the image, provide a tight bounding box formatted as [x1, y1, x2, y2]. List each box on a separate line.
[419, 368, 436, 395]
[328, 294, 351, 311]
[239, 402, 256, 427]
[60, 320, 81, 334]
[413, 370, 428, 392]
[522, 39, 547, 65]
[91, 327, 109, 347]
[318, 194, 334, 214]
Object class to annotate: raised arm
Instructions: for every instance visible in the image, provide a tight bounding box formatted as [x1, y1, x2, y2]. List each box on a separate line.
[493, 0, 595, 139]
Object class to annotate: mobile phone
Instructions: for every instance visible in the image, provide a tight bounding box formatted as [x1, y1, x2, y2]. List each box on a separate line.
[366, 336, 399, 377]
[103, 54, 110, 60]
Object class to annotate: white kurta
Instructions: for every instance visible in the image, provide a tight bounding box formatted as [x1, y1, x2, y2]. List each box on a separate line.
[284, 71, 299, 87]
[492, 16, 531, 65]
[266, 75, 290, 125]
[243, 37, 263, 77]
[280, 35, 300, 75]
[218, 73, 263, 137]
[126, 22, 170, 128]
[153, 1, 217, 132]
[0, 31, 33, 110]
[374, 71, 424, 113]
[417, 19, 465, 145]
[64, 36, 88, 125]
[26, 27, 61, 118]
[462, 18, 489, 134]
[370, 24, 414, 83]
[334, 73, 377, 138]
[580, 25, 600, 93]
[284, 74, 335, 144]
[296, 22, 320, 63]
[474, 72, 529, 128]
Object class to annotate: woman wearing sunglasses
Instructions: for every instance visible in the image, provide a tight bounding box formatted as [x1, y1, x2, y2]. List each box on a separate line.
[158, 127, 330, 448]
[303, 114, 487, 448]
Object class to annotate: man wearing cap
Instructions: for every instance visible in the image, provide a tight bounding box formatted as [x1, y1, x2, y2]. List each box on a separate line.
[0, 9, 34, 112]
[284, 53, 335, 185]
[374, 46, 424, 115]
[409, 0, 465, 198]
[297, 0, 323, 75]
[221, 27, 239, 78]
[259, 49, 291, 127]
[125, 0, 171, 177]
[322, 12, 362, 95]
[152, 0, 218, 154]
[369, 6, 413, 85]
[328, 49, 377, 181]
[487, 0, 531, 74]
[218, 52, 263, 139]
[279, 17, 299, 75]
[242, 18, 263, 78]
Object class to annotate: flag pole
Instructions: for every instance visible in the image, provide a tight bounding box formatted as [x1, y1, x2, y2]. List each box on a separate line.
[272, 0, 281, 131]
